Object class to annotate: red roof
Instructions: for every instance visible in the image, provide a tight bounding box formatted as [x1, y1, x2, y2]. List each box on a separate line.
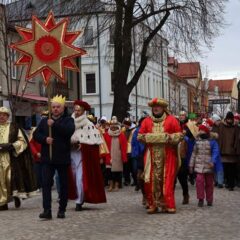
[208, 79, 236, 92]
[168, 70, 178, 80]
[177, 62, 201, 79]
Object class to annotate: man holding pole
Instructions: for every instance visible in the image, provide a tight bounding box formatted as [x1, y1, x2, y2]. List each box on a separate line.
[33, 95, 75, 219]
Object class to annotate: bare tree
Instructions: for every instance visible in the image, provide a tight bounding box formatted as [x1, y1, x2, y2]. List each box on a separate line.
[5, 0, 228, 121]
[0, 3, 27, 121]
[109, 0, 227, 121]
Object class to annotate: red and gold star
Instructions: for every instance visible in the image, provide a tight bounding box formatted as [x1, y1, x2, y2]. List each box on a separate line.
[10, 11, 86, 86]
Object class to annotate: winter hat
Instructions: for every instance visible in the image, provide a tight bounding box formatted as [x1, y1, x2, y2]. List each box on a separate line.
[110, 116, 121, 126]
[225, 111, 234, 120]
[100, 116, 107, 122]
[74, 100, 91, 111]
[234, 113, 240, 120]
[123, 117, 131, 126]
[199, 119, 214, 134]
[211, 114, 221, 122]
[0, 107, 10, 115]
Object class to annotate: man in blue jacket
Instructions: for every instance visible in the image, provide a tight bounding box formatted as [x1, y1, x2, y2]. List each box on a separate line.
[34, 95, 75, 219]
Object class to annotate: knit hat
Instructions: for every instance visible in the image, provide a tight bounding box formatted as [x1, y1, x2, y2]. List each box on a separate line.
[234, 113, 240, 120]
[0, 107, 10, 115]
[199, 119, 213, 134]
[225, 111, 234, 120]
[211, 114, 221, 122]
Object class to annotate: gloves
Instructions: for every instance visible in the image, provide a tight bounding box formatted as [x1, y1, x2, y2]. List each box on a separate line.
[0, 143, 14, 153]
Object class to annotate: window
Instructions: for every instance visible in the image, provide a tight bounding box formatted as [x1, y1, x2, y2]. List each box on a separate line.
[84, 27, 94, 46]
[10, 49, 17, 79]
[86, 73, 96, 94]
[111, 72, 115, 92]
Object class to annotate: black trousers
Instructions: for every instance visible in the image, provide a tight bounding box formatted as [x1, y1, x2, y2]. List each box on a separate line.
[177, 158, 189, 196]
[223, 162, 237, 189]
[41, 163, 68, 212]
[105, 169, 122, 184]
[123, 155, 137, 185]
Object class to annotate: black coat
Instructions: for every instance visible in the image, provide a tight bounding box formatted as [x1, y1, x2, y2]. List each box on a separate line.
[33, 114, 75, 165]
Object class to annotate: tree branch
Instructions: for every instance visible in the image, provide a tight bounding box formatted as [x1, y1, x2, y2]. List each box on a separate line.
[132, 4, 182, 27]
[127, 10, 170, 93]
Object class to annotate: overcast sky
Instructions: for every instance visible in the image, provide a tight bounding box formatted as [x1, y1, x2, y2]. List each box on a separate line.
[201, 0, 240, 80]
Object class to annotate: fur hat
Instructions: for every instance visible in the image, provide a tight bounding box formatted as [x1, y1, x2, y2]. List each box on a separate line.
[148, 97, 168, 108]
[74, 100, 91, 111]
[0, 107, 10, 115]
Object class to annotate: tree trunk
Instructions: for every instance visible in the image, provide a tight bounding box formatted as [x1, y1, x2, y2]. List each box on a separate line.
[112, 84, 130, 122]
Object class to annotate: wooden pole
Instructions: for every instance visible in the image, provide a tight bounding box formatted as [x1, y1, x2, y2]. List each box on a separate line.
[47, 85, 52, 160]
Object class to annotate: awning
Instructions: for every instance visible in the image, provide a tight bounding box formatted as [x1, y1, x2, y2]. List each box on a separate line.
[14, 93, 48, 102]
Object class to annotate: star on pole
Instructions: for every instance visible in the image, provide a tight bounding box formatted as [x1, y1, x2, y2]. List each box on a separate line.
[10, 11, 87, 85]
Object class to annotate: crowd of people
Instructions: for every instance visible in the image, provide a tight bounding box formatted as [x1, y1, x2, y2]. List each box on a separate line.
[0, 95, 240, 219]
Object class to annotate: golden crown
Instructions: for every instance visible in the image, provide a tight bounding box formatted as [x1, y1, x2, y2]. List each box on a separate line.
[51, 95, 66, 105]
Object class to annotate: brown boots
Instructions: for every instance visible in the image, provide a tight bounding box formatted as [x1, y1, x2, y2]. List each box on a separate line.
[108, 181, 114, 192]
[108, 181, 120, 192]
[114, 182, 119, 191]
[182, 194, 189, 204]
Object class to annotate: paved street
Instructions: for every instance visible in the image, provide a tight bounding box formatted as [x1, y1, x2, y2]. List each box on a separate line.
[0, 184, 240, 240]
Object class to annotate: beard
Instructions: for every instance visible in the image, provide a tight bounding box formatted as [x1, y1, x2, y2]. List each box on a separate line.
[152, 111, 164, 118]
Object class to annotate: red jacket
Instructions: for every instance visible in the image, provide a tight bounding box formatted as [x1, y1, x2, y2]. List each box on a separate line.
[104, 132, 128, 165]
[29, 138, 41, 163]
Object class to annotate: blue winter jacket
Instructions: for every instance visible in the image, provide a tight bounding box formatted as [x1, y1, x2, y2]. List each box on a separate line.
[33, 113, 75, 164]
[209, 139, 223, 173]
[131, 127, 145, 158]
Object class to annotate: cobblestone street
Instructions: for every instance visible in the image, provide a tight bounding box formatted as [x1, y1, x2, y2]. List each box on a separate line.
[0, 184, 240, 240]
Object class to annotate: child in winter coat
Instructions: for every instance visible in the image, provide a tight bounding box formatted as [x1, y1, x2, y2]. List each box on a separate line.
[189, 119, 221, 207]
[104, 117, 128, 191]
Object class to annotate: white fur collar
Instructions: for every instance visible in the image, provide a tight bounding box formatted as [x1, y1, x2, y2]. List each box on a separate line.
[72, 113, 89, 129]
[108, 127, 121, 137]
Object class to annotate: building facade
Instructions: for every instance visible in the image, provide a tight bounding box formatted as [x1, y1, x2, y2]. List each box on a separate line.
[208, 78, 238, 117]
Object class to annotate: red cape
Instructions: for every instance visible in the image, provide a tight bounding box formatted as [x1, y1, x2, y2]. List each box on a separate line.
[68, 144, 106, 203]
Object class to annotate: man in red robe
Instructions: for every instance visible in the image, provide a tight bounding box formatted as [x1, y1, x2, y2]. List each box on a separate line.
[70, 100, 106, 211]
[138, 98, 183, 214]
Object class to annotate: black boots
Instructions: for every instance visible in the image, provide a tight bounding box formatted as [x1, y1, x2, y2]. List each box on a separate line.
[182, 195, 189, 205]
[57, 210, 65, 219]
[39, 210, 52, 220]
[13, 197, 21, 208]
[198, 199, 204, 207]
[39, 210, 65, 219]
[75, 204, 83, 211]
[0, 204, 8, 211]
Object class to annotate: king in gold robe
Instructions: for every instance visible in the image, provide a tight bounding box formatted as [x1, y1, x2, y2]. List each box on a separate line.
[0, 107, 37, 210]
[138, 98, 183, 214]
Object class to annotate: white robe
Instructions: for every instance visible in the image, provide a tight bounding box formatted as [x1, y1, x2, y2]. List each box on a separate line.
[70, 114, 102, 204]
